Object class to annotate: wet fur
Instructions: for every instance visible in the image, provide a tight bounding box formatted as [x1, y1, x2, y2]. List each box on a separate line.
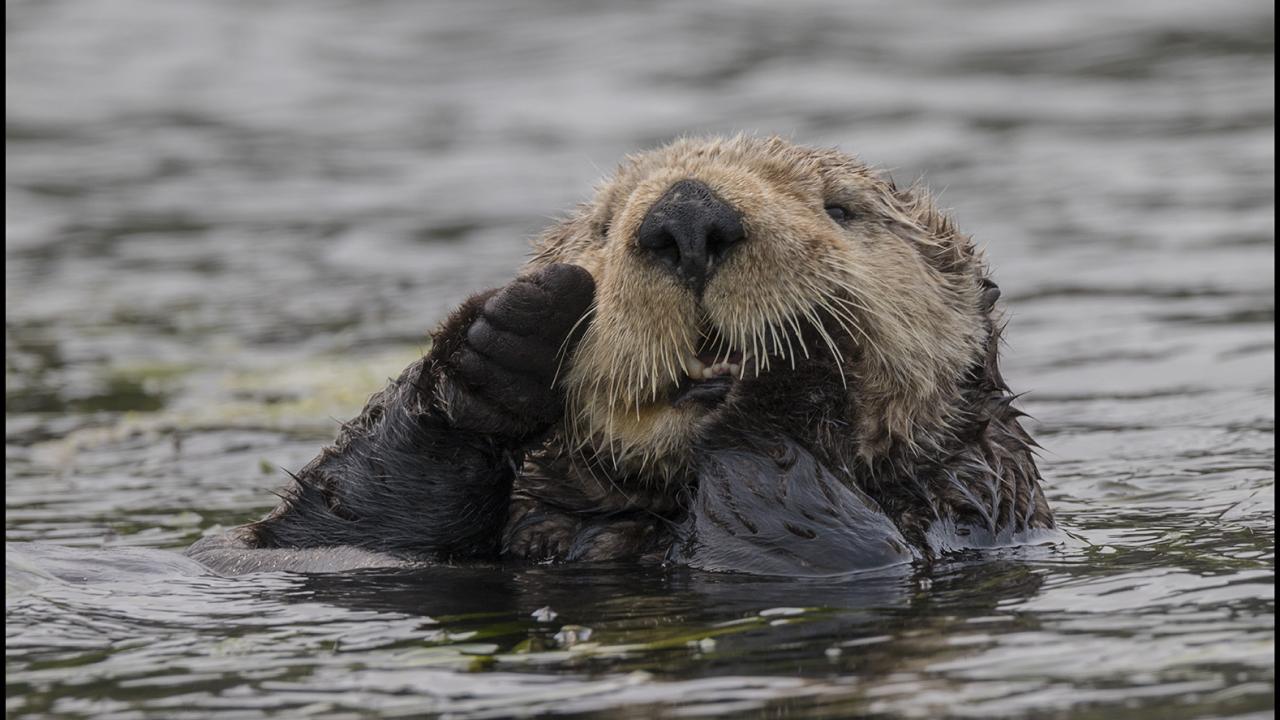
[226, 294, 521, 562]
[188, 135, 1052, 575]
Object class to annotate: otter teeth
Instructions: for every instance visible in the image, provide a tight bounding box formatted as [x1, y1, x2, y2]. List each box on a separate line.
[686, 356, 745, 380]
[686, 356, 707, 376]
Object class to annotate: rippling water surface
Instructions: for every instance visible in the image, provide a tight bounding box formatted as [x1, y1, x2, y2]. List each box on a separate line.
[6, 0, 1274, 717]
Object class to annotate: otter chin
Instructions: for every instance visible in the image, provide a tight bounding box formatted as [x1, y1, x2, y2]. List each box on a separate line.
[186, 135, 1055, 577]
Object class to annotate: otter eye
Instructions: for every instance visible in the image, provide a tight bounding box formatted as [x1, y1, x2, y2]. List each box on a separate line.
[824, 205, 849, 223]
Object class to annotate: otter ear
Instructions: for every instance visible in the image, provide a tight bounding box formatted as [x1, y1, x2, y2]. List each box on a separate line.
[980, 278, 1001, 310]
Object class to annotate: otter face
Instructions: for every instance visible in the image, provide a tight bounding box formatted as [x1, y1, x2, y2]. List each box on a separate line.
[531, 136, 989, 481]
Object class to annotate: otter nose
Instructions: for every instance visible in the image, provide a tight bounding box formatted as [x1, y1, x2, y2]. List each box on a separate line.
[636, 179, 745, 293]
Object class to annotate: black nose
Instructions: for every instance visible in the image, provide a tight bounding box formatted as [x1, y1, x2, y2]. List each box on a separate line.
[636, 179, 745, 293]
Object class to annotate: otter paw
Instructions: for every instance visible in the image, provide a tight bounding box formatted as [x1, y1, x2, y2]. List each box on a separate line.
[503, 507, 580, 563]
[440, 263, 595, 438]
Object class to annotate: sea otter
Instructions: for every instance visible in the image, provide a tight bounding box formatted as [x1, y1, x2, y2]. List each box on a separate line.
[187, 135, 1053, 576]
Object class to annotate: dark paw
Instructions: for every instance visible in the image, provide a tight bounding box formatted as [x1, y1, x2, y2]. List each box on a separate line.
[504, 517, 577, 563]
[437, 263, 595, 438]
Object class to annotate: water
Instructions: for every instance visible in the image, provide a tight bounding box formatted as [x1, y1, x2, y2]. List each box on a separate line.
[5, 0, 1274, 717]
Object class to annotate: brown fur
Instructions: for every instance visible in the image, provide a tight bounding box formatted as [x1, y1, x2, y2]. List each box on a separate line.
[534, 136, 985, 473]
[192, 134, 1053, 575]
[509, 134, 1052, 557]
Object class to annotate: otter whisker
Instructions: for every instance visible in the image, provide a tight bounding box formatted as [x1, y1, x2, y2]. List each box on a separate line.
[819, 295, 875, 348]
[782, 311, 811, 360]
[797, 303, 848, 388]
[806, 279, 896, 375]
[743, 322, 760, 375]
[811, 289, 877, 358]
[814, 261, 913, 328]
[765, 320, 783, 362]
[776, 314, 798, 369]
[768, 319, 780, 353]
[816, 302, 877, 373]
[552, 299, 598, 387]
[811, 268, 877, 314]
[833, 274, 917, 329]
[762, 319, 783, 366]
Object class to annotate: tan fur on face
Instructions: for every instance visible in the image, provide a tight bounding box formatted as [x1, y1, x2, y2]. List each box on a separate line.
[530, 135, 986, 480]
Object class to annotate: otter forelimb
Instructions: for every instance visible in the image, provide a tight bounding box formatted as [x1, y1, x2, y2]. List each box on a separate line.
[187, 264, 594, 571]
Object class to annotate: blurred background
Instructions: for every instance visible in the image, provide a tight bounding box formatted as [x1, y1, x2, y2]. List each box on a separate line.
[6, 1, 1274, 718]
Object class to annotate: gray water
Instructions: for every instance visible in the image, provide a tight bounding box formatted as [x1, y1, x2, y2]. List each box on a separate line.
[5, 0, 1274, 717]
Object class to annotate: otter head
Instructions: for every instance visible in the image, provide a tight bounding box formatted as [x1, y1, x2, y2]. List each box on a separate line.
[530, 135, 990, 482]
